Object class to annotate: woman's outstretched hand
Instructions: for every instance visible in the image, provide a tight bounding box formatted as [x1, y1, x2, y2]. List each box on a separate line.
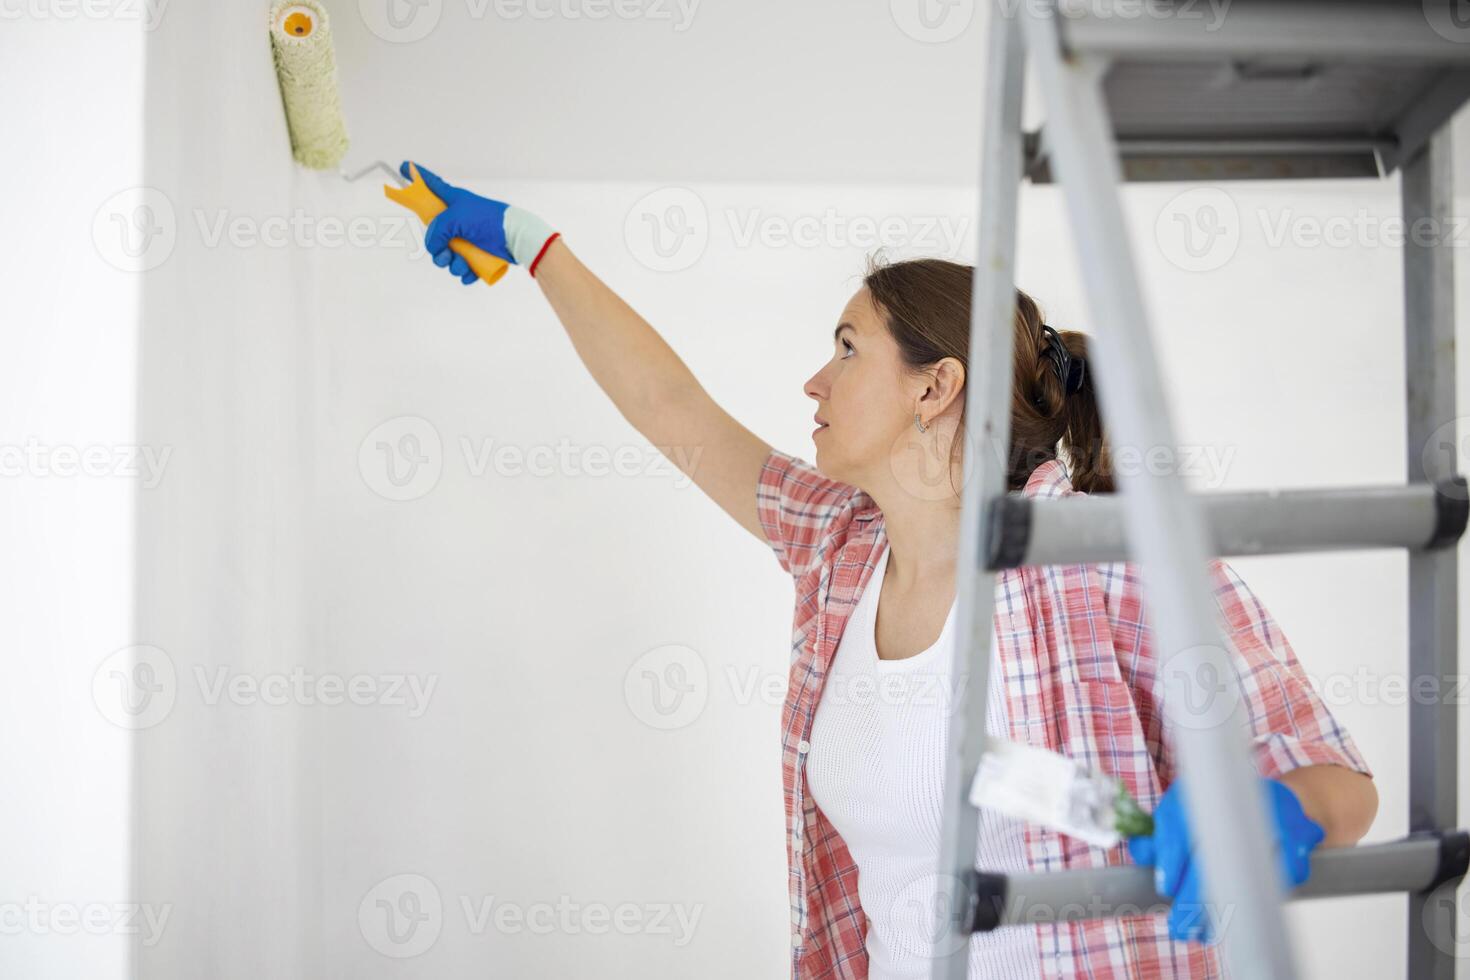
[1126, 776, 1325, 945]
[398, 161, 560, 284]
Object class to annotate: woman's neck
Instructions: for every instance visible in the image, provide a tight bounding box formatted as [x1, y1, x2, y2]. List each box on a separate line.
[876, 494, 963, 590]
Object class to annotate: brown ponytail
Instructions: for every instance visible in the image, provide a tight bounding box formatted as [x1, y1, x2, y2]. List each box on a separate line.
[862, 253, 1113, 494]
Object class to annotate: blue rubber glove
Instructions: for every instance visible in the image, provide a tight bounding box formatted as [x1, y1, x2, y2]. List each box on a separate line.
[1126, 776, 1324, 945]
[398, 161, 558, 285]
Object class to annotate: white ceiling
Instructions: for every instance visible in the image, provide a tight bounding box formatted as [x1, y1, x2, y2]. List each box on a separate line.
[326, 0, 1469, 187]
[328, 0, 992, 185]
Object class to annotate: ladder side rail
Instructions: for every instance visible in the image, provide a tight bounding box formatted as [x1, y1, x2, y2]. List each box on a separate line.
[932, 5, 1028, 978]
[1021, 4, 1298, 976]
[1402, 124, 1461, 980]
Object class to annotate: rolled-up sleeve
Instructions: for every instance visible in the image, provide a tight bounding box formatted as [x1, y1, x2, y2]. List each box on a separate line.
[1207, 558, 1375, 781]
[755, 447, 859, 581]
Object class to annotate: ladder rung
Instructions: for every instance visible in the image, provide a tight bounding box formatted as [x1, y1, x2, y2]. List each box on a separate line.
[963, 830, 1469, 933]
[986, 477, 1468, 570]
[1025, 132, 1389, 183]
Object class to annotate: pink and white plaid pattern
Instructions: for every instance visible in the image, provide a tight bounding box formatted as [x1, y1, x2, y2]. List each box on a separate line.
[756, 447, 1373, 979]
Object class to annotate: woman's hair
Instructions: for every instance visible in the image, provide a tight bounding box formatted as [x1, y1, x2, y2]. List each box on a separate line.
[862, 253, 1113, 494]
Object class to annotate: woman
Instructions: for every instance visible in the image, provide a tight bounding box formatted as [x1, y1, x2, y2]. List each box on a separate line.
[400, 162, 1379, 979]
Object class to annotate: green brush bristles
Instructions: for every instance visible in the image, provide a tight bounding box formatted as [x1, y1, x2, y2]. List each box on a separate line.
[268, 0, 350, 170]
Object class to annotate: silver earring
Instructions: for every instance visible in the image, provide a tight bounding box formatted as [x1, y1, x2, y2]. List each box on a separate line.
[913, 413, 927, 433]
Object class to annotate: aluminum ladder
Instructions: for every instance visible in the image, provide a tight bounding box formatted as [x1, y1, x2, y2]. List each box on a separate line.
[933, 2, 1470, 977]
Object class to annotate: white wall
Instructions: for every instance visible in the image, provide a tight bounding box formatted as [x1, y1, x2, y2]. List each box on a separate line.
[4, 2, 1468, 978]
[297, 172, 1469, 978]
[0, 11, 145, 980]
[131, 2, 319, 977]
[1019, 176, 1470, 978]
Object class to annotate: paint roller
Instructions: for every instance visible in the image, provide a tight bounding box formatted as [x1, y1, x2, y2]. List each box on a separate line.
[266, 0, 509, 286]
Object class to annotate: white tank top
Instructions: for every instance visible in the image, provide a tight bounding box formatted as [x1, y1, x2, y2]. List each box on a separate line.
[806, 543, 1042, 980]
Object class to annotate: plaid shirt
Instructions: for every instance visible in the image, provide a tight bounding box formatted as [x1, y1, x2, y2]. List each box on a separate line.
[756, 447, 1373, 979]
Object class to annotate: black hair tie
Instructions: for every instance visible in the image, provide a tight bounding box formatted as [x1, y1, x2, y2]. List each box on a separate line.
[1039, 323, 1086, 395]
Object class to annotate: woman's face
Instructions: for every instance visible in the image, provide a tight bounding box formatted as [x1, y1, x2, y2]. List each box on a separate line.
[804, 286, 918, 489]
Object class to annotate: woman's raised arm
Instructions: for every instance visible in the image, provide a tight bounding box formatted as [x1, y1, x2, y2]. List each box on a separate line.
[399, 161, 774, 542]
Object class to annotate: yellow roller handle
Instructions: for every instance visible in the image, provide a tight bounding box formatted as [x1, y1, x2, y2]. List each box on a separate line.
[384, 162, 509, 287]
